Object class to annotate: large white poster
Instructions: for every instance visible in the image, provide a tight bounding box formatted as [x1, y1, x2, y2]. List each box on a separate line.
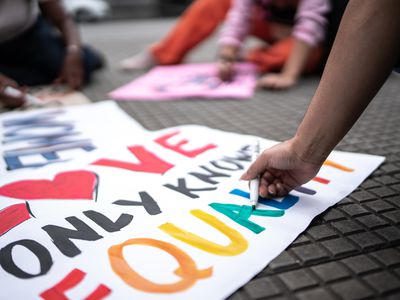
[0, 106, 384, 299]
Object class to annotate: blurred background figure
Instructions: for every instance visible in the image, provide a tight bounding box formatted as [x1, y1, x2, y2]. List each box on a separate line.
[120, 0, 347, 90]
[0, 0, 105, 108]
[62, 0, 111, 22]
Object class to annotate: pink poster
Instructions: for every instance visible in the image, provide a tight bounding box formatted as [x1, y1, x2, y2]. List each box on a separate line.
[109, 63, 257, 101]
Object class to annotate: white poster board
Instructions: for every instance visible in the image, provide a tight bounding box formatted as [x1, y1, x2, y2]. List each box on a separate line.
[0, 120, 384, 299]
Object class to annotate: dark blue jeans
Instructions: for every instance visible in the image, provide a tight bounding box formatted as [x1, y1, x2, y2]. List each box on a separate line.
[0, 17, 103, 86]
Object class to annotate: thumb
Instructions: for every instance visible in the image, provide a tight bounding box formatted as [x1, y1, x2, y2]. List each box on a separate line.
[240, 152, 269, 181]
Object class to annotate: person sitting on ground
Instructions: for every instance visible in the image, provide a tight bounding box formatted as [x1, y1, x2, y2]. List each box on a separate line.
[0, 0, 104, 108]
[120, 0, 332, 90]
[240, 0, 400, 197]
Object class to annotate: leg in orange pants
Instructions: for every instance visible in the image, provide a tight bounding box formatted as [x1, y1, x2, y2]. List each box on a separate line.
[246, 18, 323, 73]
[151, 0, 231, 65]
[246, 37, 323, 73]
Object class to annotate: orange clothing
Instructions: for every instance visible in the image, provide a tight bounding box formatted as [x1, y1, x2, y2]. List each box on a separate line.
[151, 0, 323, 73]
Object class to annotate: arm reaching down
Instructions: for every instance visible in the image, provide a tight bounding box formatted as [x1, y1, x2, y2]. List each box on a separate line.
[241, 0, 400, 196]
[40, 0, 84, 89]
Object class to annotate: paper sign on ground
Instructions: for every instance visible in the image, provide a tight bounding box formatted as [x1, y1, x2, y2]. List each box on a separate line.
[109, 63, 257, 101]
[0, 118, 384, 299]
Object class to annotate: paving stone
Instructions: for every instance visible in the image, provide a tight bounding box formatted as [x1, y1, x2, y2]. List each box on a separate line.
[364, 200, 395, 213]
[387, 154, 400, 163]
[383, 210, 400, 224]
[348, 232, 385, 250]
[227, 290, 248, 300]
[374, 175, 400, 185]
[361, 179, 381, 189]
[338, 197, 354, 205]
[370, 248, 400, 267]
[291, 234, 310, 246]
[269, 251, 300, 271]
[261, 297, 287, 300]
[341, 255, 380, 275]
[369, 186, 398, 198]
[311, 262, 350, 282]
[350, 190, 377, 203]
[291, 244, 330, 264]
[243, 277, 282, 299]
[296, 287, 336, 300]
[321, 237, 358, 257]
[339, 204, 370, 217]
[363, 271, 400, 294]
[356, 214, 388, 229]
[309, 216, 324, 226]
[322, 208, 346, 222]
[390, 183, 400, 192]
[331, 219, 364, 235]
[331, 279, 374, 300]
[307, 224, 338, 241]
[385, 195, 400, 208]
[375, 226, 400, 243]
[278, 269, 318, 291]
[387, 292, 400, 300]
[371, 169, 384, 176]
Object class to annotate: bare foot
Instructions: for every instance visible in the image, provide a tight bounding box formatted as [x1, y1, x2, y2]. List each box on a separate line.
[257, 73, 297, 90]
[119, 50, 157, 71]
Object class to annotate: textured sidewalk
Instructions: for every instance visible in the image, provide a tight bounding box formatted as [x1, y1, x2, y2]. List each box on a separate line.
[81, 19, 400, 299]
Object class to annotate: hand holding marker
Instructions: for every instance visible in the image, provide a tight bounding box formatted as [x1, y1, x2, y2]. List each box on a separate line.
[3, 86, 46, 106]
[250, 139, 260, 210]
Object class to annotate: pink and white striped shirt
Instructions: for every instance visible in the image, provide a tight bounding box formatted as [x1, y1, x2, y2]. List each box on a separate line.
[219, 0, 331, 48]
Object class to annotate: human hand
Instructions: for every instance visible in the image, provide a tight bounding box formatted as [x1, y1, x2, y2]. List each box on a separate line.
[55, 50, 84, 90]
[240, 139, 322, 197]
[217, 45, 238, 81]
[0, 74, 25, 108]
[217, 60, 235, 82]
[257, 73, 297, 90]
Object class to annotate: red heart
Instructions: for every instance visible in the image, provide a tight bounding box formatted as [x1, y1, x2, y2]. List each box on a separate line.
[0, 170, 98, 200]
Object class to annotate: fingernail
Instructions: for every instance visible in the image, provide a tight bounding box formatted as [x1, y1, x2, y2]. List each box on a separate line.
[268, 187, 275, 196]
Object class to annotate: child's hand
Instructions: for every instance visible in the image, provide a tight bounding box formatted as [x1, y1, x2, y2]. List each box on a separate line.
[217, 45, 238, 81]
[217, 60, 235, 82]
[257, 73, 297, 90]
